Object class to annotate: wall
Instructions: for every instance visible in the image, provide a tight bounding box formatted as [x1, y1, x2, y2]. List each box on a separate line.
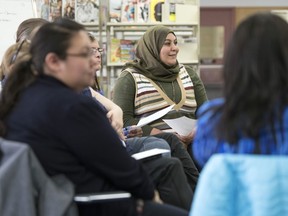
[200, 0, 288, 7]
[199, 4, 288, 99]
[235, 7, 288, 25]
[0, 0, 35, 62]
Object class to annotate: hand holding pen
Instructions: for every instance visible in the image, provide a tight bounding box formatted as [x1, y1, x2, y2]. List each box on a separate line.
[122, 125, 143, 138]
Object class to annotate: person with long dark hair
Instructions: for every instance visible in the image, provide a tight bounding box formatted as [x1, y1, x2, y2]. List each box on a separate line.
[193, 12, 288, 168]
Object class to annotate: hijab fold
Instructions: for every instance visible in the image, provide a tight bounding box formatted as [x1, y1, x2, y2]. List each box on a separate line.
[123, 25, 180, 82]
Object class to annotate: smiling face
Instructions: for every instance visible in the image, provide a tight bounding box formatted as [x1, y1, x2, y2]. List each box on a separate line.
[160, 33, 179, 66]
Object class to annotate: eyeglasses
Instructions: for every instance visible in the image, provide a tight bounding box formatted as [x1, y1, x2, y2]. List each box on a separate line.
[66, 52, 92, 58]
[66, 47, 103, 59]
[10, 39, 30, 65]
[90, 47, 103, 55]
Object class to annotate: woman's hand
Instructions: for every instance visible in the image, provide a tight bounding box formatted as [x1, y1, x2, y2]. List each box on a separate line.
[136, 190, 163, 214]
[149, 128, 163, 135]
[153, 190, 163, 204]
[176, 127, 197, 149]
[124, 125, 143, 138]
[89, 88, 125, 140]
[106, 108, 125, 140]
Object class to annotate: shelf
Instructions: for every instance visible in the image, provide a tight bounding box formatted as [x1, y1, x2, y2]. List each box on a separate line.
[84, 24, 100, 31]
[200, 64, 223, 69]
[99, 0, 200, 97]
[107, 60, 199, 67]
[107, 22, 199, 27]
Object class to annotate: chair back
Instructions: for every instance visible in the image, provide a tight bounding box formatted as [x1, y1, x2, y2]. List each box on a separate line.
[0, 138, 77, 216]
[190, 154, 288, 216]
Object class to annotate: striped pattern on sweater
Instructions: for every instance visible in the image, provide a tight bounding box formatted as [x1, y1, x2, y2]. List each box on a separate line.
[125, 65, 197, 130]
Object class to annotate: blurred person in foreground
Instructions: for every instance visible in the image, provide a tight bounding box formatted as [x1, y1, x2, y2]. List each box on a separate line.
[193, 12, 288, 168]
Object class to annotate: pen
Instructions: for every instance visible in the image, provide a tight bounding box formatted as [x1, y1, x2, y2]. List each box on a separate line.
[123, 126, 132, 137]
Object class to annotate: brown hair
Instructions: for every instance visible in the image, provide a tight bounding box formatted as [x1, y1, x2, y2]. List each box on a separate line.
[16, 18, 48, 43]
[0, 40, 30, 80]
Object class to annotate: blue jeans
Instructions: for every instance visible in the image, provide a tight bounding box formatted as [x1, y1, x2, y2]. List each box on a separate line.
[125, 136, 171, 157]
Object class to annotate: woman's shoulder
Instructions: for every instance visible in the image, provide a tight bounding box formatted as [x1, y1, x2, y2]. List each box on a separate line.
[117, 67, 139, 86]
[198, 98, 224, 116]
[181, 65, 201, 83]
[182, 65, 196, 75]
[37, 76, 97, 111]
[119, 67, 135, 78]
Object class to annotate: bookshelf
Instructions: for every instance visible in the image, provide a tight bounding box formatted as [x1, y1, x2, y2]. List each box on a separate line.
[92, 0, 200, 98]
[106, 22, 199, 66]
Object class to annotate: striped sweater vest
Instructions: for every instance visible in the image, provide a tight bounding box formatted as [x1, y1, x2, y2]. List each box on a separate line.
[125, 65, 197, 131]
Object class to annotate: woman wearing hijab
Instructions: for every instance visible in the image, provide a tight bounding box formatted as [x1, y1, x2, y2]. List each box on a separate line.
[113, 25, 207, 148]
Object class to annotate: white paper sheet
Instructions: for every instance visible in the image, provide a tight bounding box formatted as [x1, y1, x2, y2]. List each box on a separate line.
[137, 104, 175, 127]
[163, 116, 197, 136]
[131, 148, 171, 160]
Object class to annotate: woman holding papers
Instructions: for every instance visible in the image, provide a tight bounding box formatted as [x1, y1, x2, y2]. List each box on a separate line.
[113, 25, 207, 147]
[85, 31, 200, 192]
[113, 25, 205, 190]
[82, 34, 196, 206]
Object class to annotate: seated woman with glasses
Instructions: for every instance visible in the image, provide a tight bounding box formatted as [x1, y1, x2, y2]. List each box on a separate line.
[80, 34, 195, 210]
[83, 33, 199, 194]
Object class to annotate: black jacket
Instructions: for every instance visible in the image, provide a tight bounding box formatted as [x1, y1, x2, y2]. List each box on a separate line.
[4, 75, 154, 215]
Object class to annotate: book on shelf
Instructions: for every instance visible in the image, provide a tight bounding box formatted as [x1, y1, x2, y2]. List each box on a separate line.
[75, 0, 99, 24]
[120, 39, 137, 62]
[110, 38, 121, 63]
[161, 1, 176, 22]
[50, 0, 62, 21]
[150, 0, 164, 22]
[109, 0, 122, 22]
[168, 2, 176, 21]
[121, 0, 137, 22]
[35, 0, 49, 21]
[62, 0, 75, 20]
[136, 0, 150, 23]
[161, 2, 169, 22]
